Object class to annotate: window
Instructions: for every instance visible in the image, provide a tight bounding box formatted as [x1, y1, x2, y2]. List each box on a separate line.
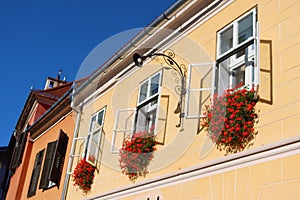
[86, 107, 106, 166]
[216, 8, 259, 94]
[28, 149, 44, 197]
[111, 71, 162, 153]
[49, 81, 54, 88]
[135, 72, 161, 133]
[39, 130, 69, 190]
[111, 109, 136, 154]
[185, 63, 215, 119]
[184, 9, 259, 119]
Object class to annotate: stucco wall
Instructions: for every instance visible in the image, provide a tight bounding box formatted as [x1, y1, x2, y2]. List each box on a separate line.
[20, 112, 75, 200]
[66, 0, 300, 199]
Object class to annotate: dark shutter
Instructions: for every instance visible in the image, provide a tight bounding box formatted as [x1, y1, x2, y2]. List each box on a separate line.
[27, 149, 44, 197]
[10, 132, 27, 169]
[49, 130, 69, 188]
[39, 141, 57, 189]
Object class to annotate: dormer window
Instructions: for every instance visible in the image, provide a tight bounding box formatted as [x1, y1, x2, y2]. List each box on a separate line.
[49, 81, 54, 88]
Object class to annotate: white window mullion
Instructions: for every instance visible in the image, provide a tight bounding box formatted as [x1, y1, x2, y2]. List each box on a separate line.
[254, 21, 260, 91]
[217, 33, 221, 57]
[146, 79, 151, 100]
[233, 21, 238, 48]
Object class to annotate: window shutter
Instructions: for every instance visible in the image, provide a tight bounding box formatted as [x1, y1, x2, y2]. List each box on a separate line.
[185, 63, 216, 119]
[10, 132, 27, 169]
[39, 141, 57, 189]
[27, 149, 44, 197]
[111, 108, 136, 153]
[49, 130, 69, 187]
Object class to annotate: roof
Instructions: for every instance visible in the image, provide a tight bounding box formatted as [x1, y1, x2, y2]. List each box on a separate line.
[15, 81, 73, 132]
[33, 81, 73, 101]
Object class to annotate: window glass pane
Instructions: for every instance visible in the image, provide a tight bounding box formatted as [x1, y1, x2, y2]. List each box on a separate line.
[238, 13, 253, 44]
[88, 143, 97, 164]
[89, 115, 96, 132]
[150, 73, 160, 96]
[97, 110, 104, 126]
[139, 81, 148, 103]
[231, 65, 245, 88]
[88, 130, 100, 164]
[220, 25, 233, 55]
[92, 131, 100, 143]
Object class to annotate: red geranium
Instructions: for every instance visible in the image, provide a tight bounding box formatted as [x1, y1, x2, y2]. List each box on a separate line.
[72, 158, 96, 194]
[119, 130, 157, 182]
[202, 84, 259, 155]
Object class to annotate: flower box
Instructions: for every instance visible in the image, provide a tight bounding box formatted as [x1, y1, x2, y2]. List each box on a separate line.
[202, 85, 259, 155]
[72, 158, 96, 194]
[119, 130, 157, 182]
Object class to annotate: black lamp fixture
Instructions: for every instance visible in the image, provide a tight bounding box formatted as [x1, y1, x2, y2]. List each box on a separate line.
[133, 50, 186, 128]
[133, 53, 144, 67]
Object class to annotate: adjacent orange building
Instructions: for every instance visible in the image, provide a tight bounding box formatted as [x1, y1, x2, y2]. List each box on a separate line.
[6, 76, 74, 200]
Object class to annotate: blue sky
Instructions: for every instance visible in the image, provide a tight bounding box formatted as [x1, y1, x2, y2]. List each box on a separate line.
[0, 0, 177, 146]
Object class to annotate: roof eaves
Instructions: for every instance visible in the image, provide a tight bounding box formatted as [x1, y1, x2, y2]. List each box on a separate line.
[26, 87, 73, 134]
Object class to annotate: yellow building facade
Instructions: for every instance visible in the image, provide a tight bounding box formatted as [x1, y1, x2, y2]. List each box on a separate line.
[63, 0, 300, 199]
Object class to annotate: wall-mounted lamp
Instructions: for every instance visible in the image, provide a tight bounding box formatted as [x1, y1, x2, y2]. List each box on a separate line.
[133, 50, 186, 129]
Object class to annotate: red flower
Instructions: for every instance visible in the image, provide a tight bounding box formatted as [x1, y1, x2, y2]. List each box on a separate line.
[119, 130, 157, 182]
[72, 158, 96, 194]
[247, 121, 253, 125]
[201, 84, 258, 155]
[242, 132, 248, 136]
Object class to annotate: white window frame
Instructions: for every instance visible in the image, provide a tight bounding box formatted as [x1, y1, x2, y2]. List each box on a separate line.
[111, 108, 136, 154]
[86, 107, 106, 166]
[185, 62, 216, 119]
[216, 8, 259, 91]
[137, 71, 162, 106]
[135, 71, 162, 133]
